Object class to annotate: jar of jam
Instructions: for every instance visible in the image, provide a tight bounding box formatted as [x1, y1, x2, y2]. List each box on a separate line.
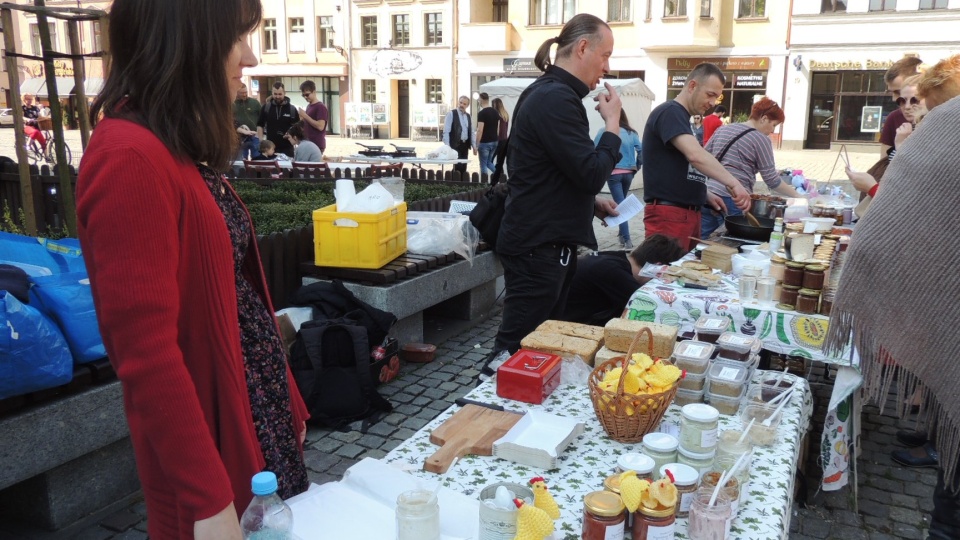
[820, 296, 833, 316]
[632, 504, 676, 540]
[582, 491, 626, 540]
[822, 206, 839, 225]
[660, 463, 699, 518]
[796, 288, 820, 314]
[780, 285, 801, 306]
[783, 261, 806, 287]
[603, 473, 633, 530]
[803, 264, 826, 290]
[768, 256, 786, 281]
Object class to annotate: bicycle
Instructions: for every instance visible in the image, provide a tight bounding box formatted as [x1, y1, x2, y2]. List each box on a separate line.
[24, 120, 73, 167]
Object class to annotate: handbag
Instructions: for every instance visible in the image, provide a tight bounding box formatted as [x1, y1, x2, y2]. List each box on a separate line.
[468, 182, 509, 250]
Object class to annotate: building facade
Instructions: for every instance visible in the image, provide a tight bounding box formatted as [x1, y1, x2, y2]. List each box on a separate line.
[786, 0, 960, 151]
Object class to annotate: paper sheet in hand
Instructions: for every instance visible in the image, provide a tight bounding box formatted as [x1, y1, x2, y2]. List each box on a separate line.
[603, 194, 644, 227]
[285, 458, 480, 540]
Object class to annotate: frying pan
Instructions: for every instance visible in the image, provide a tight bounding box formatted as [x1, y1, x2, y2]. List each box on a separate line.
[725, 215, 775, 241]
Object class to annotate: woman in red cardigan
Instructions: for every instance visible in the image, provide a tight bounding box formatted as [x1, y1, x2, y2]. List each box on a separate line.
[76, 1, 309, 538]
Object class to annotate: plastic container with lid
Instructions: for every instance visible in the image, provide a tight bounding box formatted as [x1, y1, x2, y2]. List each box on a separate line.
[796, 288, 820, 314]
[741, 404, 782, 447]
[672, 340, 715, 375]
[679, 403, 720, 453]
[582, 491, 626, 540]
[679, 370, 706, 391]
[642, 433, 679, 480]
[706, 360, 750, 398]
[705, 386, 746, 415]
[715, 430, 754, 464]
[750, 377, 794, 405]
[617, 453, 656, 480]
[715, 332, 758, 362]
[677, 446, 716, 479]
[659, 463, 699, 518]
[632, 503, 676, 540]
[693, 315, 728, 343]
[675, 387, 705, 406]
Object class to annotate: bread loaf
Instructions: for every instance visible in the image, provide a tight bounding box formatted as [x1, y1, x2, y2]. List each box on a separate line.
[534, 320, 605, 342]
[603, 318, 678, 358]
[521, 330, 600, 364]
[593, 345, 623, 367]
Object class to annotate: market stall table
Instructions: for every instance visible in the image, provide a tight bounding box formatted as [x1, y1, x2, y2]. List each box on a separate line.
[626, 266, 859, 492]
[346, 154, 469, 174]
[381, 372, 812, 540]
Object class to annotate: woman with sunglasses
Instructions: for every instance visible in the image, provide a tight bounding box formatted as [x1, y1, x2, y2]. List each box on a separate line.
[691, 114, 705, 146]
[700, 97, 802, 238]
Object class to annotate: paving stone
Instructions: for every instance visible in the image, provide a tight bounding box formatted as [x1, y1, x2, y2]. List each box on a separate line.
[383, 412, 407, 426]
[426, 371, 456, 383]
[862, 515, 893, 531]
[113, 529, 149, 540]
[833, 509, 863, 527]
[439, 381, 461, 392]
[423, 388, 448, 399]
[920, 473, 939, 486]
[402, 417, 429, 431]
[394, 427, 416, 440]
[130, 501, 147, 517]
[865, 476, 903, 494]
[356, 434, 387, 448]
[918, 495, 935, 514]
[307, 470, 338, 486]
[365, 421, 397, 437]
[380, 439, 401, 452]
[859, 485, 893, 505]
[904, 481, 933, 497]
[330, 430, 362, 444]
[411, 396, 432, 407]
[888, 493, 920, 510]
[311, 437, 344, 454]
[303, 449, 342, 472]
[891, 522, 924, 539]
[72, 526, 113, 540]
[403, 384, 427, 395]
[391, 392, 415, 404]
[360, 449, 387, 460]
[868, 533, 898, 540]
[328, 457, 359, 478]
[394, 404, 420, 416]
[100, 510, 142, 532]
[455, 375, 476, 386]
[858, 499, 890, 518]
[888, 507, 924, 527]
[335, 443, 366, 459]
[829, 524, 869, 539]
[801, 517, 831, 538]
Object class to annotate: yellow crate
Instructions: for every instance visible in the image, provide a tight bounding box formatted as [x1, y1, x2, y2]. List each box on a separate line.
[313, 203, 407, 268]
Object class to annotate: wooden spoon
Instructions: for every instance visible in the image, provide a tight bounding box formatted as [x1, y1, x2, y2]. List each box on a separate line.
[745, 211, 762, 228]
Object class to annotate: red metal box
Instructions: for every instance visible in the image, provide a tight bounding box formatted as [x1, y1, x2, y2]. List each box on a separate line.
[496, 350, 562, 404]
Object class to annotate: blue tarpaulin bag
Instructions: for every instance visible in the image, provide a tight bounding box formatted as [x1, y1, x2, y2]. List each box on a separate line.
[30, 272, 106, 364]
[0, 231, 86, 276]
[0, 291, 73, 400]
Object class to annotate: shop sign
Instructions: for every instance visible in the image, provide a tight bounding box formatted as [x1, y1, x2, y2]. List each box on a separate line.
[809, 59, 895, 71]
[670, 74, 688, 88]
[734, 73, 766, 88]
[502, 57, 538, 74]
[26, 59, 75, 77]
[667, 57, 769, 71]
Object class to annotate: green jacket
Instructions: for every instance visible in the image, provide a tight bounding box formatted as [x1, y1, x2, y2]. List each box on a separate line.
[233, 97, 261, 130]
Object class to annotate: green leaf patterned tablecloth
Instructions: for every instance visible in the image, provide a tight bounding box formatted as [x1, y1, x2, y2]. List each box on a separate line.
[384, 372, 813, 540]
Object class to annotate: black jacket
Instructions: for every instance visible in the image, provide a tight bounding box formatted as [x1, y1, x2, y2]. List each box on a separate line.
[496, 66, 621, 255]
[257, 96, 298, 155]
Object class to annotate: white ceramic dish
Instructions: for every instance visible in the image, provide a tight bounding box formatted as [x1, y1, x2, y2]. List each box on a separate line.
[492, 410, 585, 469]
[800, 217, 835, 234]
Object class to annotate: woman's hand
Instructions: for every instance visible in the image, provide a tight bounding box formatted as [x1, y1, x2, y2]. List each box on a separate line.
[194, 503, 242, 540]
[300, 422, 307, 445]
[894, 123, 913, 148]
[845, 167, 878, 194]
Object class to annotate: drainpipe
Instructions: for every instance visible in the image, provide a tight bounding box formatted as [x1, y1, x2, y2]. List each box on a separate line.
[779, 0, 795, 149]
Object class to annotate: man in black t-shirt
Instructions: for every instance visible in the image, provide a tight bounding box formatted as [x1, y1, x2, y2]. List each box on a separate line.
[475, 93, 501, 176]
[562, 235, 685, 326]
[257, 82, 298, 157]
[642, 62, 751, 251]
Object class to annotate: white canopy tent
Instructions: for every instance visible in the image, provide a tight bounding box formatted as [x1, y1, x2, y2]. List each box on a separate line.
[478, 77, 656, 137]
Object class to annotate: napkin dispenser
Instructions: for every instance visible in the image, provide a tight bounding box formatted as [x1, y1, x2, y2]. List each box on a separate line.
[497, 350, 562, 404]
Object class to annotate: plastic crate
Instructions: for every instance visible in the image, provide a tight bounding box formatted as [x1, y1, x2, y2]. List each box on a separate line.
[312, 202, 407, 268]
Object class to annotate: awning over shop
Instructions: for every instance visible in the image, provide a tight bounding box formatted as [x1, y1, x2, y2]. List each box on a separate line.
[83, 77, 104, 96]
[19, 77, 77, 98]
[242, 63, 347, 78]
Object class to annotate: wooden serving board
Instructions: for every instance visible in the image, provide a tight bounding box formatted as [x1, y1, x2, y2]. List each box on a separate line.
[424, 404, 523, 474]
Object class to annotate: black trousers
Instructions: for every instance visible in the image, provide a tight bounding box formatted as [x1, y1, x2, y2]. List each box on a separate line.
[930, 466, 960, 539]
[494, 244, 577, 353]
[454, 140, 470, 176]
[491, 138, 508, 186]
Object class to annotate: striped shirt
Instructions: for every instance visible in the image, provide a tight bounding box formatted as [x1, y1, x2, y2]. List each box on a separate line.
[704, 123, 781, 196]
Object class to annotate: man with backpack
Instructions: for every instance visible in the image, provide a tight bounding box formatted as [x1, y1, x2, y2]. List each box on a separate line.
[257, 82, 298, 157]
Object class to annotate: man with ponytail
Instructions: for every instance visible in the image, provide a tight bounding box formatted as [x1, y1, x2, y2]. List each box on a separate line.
[492, 13, 622, 355]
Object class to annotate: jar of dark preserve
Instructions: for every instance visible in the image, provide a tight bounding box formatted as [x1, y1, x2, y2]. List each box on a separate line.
[803, 264, 826, 290]
[796, 288, 820, 314]
[632, 504, 676, 540]
[820, 296, 833, 316]
[582, 490, 626, 540]
[783, 262, 806, 287]
[780, 285, 801, 306]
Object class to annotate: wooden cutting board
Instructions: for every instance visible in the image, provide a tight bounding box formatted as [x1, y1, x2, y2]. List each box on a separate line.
[424, 404, 523, 474]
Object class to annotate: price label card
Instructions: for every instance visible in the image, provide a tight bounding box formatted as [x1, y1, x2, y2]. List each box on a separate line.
[717, 367, 741, 381]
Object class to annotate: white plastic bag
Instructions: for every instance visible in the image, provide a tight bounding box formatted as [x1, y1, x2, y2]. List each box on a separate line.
[426, 144, 459, 160]
[406, 212, 479, 263]
[338, 182, 394, 213]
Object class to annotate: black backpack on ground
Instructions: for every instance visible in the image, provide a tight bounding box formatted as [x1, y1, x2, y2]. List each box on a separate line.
[289, 316, 393, 429]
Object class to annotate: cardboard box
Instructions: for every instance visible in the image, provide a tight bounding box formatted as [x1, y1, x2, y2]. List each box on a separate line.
[497, 350, 563, 404]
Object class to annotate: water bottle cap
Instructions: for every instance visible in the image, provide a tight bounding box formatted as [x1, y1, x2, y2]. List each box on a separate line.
[251, 471, 278, 496]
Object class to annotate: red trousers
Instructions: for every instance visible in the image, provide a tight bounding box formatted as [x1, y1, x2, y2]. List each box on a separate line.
[643, 203, 701, 251]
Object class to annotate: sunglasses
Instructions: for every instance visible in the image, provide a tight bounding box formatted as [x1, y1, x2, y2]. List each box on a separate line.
[301, 92, 312, 97]
[896, 96, 920, 106]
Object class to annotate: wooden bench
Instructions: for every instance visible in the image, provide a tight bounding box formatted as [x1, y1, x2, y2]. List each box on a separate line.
[301, 250, 503, 344]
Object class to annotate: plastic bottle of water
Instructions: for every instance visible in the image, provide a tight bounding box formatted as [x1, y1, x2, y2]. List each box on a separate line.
[239, 471, 294, 539]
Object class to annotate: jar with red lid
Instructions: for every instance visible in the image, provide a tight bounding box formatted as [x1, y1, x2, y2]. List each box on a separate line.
[796, 288, 820, 314]
[780, 285, 800, 306]
[632, 504, 676, 540]
[582, 491, 626, 540]
[802, 264, 826, 290]
[783, 262, 806, 287]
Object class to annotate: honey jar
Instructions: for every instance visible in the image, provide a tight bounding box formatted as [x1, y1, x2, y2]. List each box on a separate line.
[780, 285, 801, 306]
[796, 288, 820, 314]
[783, 261, 806, 287]
[803, 264, 826, 290]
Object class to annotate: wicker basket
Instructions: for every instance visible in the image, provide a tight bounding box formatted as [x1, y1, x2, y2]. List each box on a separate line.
[37, 116, 53, 131]
[588, 327, 680, 443]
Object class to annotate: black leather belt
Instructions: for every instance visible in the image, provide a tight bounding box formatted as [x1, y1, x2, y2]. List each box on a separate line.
[647, 199, 701, 212]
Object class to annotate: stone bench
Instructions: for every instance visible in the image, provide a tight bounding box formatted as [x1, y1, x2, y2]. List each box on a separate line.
[0, 379, 139, 531]
[303, 250, 503, 343]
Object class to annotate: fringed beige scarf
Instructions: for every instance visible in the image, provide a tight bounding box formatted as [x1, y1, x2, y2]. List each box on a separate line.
[825, 94, 960, 490]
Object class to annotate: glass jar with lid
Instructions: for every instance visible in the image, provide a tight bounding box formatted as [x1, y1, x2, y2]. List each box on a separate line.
[632, 503, 676, 540]
[780, 285, 801, 306]
[688, 487, 733, 540]
[783, 261, 806, 287]
[716, 430, 754, 464]
[677, 446, 716, 479]
[768, 255, 786, 281]
[796, 288, 820, 314]
[803, 264, 826, 290]
[679, 403, 720, 454]
[642, 433, 679, 479]
[396, 490, 440, 540]
[659, 463, 699, 518]
[617, 453, 656, 482]
[582, 490, 626, 540]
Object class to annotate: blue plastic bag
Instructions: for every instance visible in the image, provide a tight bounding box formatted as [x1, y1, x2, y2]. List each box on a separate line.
[30, 272, 106, 364]
[0, 231, 86, 276]
[0, 291, 73, 400]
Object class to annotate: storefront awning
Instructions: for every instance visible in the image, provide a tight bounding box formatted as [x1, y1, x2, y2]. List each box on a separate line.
[242, 63, 347, 78]
[19, 77, 77, 98]
[83, 77, 104, 96]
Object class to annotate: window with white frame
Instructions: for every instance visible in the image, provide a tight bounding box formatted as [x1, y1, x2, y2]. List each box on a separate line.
[608, 0, 631, 21]
[424, 13, 442, 45]
[392, 14, 409, 46]
[318, 16, 332, 49]
[30, 22, 57, 55]
[664, 0, 687, 16]
[289, 17, 305, 52]
[738, 0, 765, 18]
[426, 79, 443, 104]
[919, 0, 946, 8]
[361, 16, 378, 47]
[700, 0, 712, 17]
[530, 0, 576, 25]
[262, 18, 277, 52]
[868, 0, 896, 10]
[92, 20, 102, 52]
[361, 79, 376, 103]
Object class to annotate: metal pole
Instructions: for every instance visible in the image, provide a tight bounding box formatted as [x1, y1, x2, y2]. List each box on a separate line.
[67, 19, 90, 149]
[1, 8, 38, 235]
[35, 0, 76, 236]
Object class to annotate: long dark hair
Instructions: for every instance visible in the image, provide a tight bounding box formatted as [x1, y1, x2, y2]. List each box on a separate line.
[91, 0, 262, 170]
[618, 110, 636, 134]
[533, 14, 608, 73]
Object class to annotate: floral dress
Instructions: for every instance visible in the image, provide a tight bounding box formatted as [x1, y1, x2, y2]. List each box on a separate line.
[197, 164, 308, 499]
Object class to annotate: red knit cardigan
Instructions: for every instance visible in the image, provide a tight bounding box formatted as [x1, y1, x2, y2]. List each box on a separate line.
[77, 118, 309, 538]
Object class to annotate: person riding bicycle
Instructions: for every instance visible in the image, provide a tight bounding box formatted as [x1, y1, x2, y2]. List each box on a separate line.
[22, 94, 47, 152]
